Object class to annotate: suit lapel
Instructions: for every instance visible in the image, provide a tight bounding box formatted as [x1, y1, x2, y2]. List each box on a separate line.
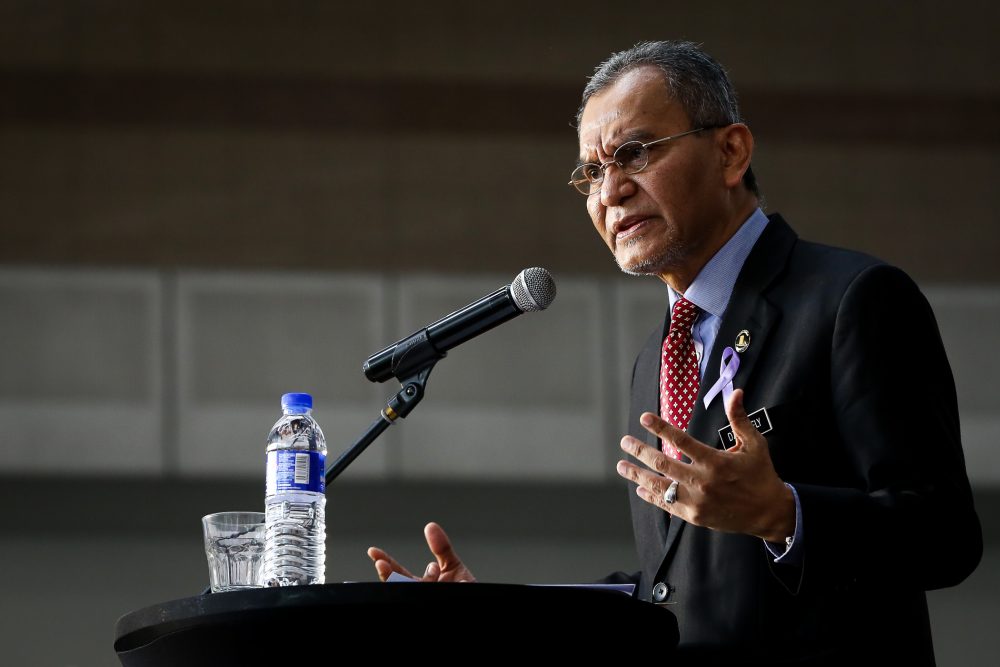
[655, 214, 798, 571]
[630, 310, 671, 556]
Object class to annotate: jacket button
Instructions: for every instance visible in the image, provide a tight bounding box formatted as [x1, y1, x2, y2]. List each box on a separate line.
[652, 582, 671, 602]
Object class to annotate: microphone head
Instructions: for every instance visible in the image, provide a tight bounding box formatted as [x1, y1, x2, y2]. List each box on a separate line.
[510, 267, 556, 312]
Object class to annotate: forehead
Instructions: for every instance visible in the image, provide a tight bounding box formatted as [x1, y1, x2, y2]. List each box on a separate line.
[578, 66, 687, 158]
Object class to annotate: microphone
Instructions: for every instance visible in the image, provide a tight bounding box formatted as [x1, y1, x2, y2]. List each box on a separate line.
[363, 267, 556, 383]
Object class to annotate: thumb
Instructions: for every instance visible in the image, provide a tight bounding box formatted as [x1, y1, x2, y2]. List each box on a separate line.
[425, 522, 462, 570]
[724, 388, 755, 451]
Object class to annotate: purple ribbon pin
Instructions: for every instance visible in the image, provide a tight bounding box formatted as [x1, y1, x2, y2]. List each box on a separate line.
[703, 346, 740, 409]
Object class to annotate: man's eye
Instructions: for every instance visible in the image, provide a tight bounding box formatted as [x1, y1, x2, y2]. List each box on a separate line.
[582, 164, 603, 182]
[617, 144, 646, 169]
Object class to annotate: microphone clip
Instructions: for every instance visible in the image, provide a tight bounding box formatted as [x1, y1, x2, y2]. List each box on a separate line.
[325, 352, 436, 486]
[384, 364, 434, 422]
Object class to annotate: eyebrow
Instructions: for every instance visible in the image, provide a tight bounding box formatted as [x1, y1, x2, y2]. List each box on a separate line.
[577, 128, 659, 166]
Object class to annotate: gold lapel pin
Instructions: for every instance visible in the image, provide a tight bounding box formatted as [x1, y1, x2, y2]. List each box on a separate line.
[735, 329, 751, 353]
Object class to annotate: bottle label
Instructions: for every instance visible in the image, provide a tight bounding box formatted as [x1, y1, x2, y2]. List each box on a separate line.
[266, 450, 325, 495]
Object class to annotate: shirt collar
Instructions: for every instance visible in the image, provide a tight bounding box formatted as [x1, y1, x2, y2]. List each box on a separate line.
[668, 207, 770, 317]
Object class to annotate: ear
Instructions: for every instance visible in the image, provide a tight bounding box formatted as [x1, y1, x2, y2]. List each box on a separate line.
[718, 124, 754, 190]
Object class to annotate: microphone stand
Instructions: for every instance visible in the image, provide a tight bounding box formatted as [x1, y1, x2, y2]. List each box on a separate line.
[325, 330, 442, 486]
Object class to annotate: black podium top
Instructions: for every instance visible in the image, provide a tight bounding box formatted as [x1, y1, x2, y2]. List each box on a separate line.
[115, 583, 677, 664]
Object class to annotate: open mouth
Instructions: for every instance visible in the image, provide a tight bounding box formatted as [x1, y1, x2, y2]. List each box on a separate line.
[615, 218, 651, 241]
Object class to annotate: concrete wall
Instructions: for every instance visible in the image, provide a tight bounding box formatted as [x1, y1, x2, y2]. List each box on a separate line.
[0, 2, 997, 665]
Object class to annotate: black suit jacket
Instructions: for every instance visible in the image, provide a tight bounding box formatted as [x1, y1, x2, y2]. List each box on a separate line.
[607, 214, 981, 665]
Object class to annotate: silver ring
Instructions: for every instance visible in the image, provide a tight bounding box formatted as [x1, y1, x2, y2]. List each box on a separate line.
[664, 480, 679, 504]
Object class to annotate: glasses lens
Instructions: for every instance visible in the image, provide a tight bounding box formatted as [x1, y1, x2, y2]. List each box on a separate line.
[614, 142, 648, 174]
[570, 164, 603, 195]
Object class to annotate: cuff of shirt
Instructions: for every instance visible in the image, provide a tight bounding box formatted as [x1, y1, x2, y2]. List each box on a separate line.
[763, 482, 803, 565]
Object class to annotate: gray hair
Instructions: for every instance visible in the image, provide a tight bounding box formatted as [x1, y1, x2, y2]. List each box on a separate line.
[577, 41, 759, 197]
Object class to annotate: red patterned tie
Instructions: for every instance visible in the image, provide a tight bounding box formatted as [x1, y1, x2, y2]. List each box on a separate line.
[659, 297, 701, 459]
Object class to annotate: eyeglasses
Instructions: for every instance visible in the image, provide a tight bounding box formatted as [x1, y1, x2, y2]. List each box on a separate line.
[568, 127, 713, 196]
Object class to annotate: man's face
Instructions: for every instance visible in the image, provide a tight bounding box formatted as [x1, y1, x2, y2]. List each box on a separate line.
[578, 66, 726, 280]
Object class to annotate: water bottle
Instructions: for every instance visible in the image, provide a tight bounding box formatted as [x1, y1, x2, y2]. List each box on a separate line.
[263, 392, 326, 586]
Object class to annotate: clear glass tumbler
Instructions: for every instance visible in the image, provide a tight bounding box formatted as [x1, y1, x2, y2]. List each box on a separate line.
[201, 511, 266, 593]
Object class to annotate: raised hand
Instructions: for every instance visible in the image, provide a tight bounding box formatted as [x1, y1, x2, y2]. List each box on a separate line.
[615, 388, 794, 542]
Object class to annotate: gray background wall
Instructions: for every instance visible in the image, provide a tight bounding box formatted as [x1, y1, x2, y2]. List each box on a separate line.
[0, 2, 997, 665]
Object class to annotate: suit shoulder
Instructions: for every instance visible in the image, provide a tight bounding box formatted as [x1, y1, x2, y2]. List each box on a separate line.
[763, 219, 926, 316]
[789, 238, 925, 301]
[788, 238, 885, 281]
[761, 214, 899, 295]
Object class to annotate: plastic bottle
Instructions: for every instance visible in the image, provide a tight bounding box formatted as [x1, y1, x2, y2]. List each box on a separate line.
[263, 392, 326, 586]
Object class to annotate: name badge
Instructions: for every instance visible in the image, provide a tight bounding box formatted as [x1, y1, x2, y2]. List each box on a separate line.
[718, 406, 773, 449]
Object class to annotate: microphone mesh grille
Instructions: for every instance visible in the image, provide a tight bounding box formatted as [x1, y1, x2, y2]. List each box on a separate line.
[511, 267, 556, 312]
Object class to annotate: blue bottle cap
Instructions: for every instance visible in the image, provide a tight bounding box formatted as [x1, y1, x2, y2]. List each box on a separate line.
[281, 393, 313, 410]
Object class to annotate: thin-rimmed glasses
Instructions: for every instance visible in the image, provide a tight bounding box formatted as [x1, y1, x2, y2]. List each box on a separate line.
[569, 127, 715, 196]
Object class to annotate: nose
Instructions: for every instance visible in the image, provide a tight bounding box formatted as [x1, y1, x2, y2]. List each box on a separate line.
[599, 162, 637, 207]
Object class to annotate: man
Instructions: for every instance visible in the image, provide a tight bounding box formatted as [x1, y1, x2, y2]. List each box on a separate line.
[368, 41, 982, 663]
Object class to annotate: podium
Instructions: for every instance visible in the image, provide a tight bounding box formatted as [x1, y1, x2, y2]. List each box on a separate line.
[114, 583, 678, 663]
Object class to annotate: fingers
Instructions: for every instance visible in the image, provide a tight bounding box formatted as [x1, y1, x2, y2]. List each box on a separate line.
[619, 434, 682, 477]
[638, 413, 716, 461]
[636, 480, 681, 513]
[424, 522, 463, 571]
[617, 431, 688, 510]
[367, 523, 465, 583]
[373, 559, 393, 581]
[366, 546, 417, 581]
[369, 523, 474, 584]
[616, 458, 676, 497]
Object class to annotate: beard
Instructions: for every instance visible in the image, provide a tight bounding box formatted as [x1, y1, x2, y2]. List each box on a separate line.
[613, 232, 686, 277]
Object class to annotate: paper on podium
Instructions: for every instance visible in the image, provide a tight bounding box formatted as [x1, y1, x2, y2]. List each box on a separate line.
[386, 571, 635, 596]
